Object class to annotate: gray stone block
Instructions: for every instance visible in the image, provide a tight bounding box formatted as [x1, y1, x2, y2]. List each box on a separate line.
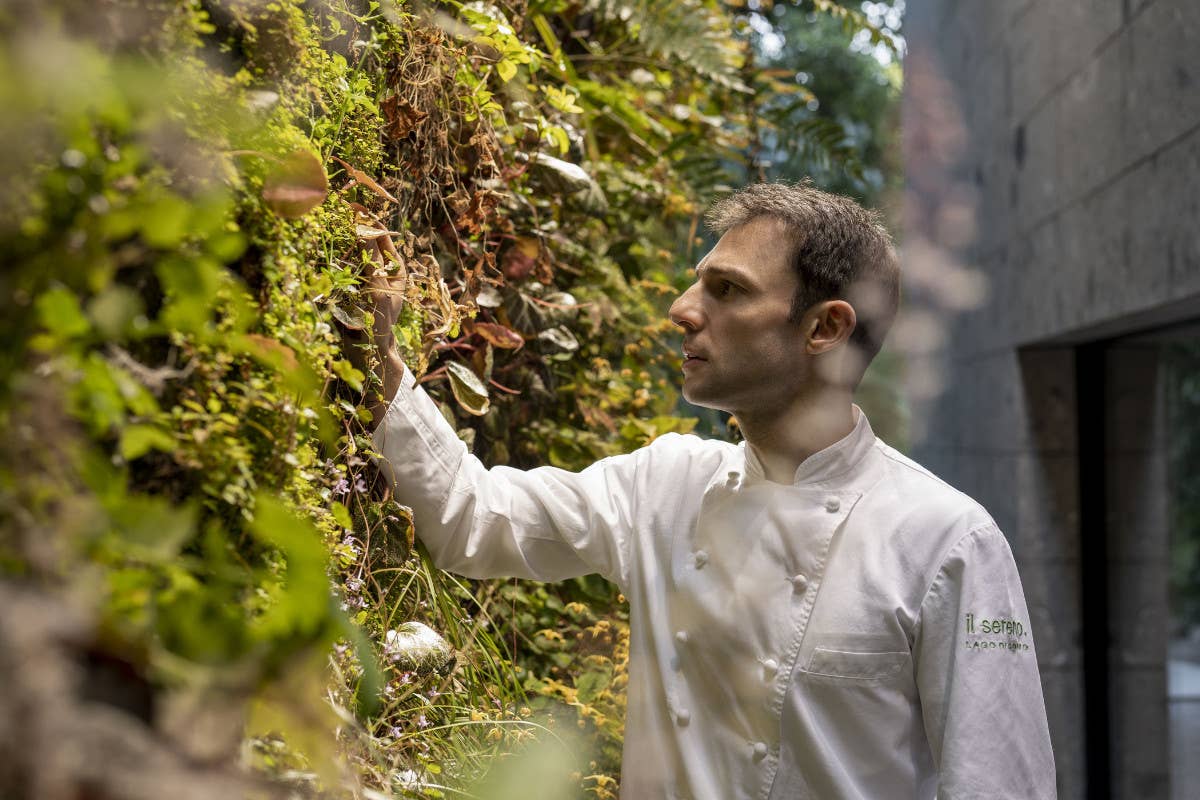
[1109, 664, 1171, 799]
[1018, 348, 1078, 453]
[1008, 1, 1058, 122]
[1125, 0, 1200, 168]
[1016, 557, 1083, 670]
[1055, 32, 1129, 207]
[1014, 452, 1082, 563]
[1054, 0, 1125, 88]
[1014, 101, 1060, 232]
[1039, 665, 1087, 800]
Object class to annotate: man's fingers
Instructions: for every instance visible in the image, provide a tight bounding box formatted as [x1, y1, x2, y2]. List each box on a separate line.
[365, 239, 408, 313]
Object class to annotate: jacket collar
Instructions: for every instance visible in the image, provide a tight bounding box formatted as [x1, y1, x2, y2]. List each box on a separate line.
[740, 404, 876, 486]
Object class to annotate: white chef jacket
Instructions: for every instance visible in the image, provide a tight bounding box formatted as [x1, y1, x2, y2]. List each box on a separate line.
[374, 368, 1057, 800]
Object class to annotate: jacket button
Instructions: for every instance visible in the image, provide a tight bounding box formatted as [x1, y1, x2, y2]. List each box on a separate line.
[791, 573, 808, 593]
[675, 630, 689, 645]
[693, 550, 709, 569]
[676, 708, 691, 727]
[824, 497, 840, 513]
[752, 741, 769, 762]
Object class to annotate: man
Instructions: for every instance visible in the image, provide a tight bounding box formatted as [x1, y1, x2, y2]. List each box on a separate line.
[361, 183, 1056, 799]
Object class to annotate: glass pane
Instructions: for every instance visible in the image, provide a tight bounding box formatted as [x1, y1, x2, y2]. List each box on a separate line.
[1166, 340, 1200, 800]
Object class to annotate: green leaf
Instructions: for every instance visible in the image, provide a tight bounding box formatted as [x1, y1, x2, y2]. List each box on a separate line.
[576, 667, 612, 703]
[139, 192, 191, 249]
[446, 360, 490, 416]
[119, 424, 175, 460]
[331, 358, 365, 391]
[249, 496, 333, 640]
[108, 494, 195, 562]
[88, 286, 145, 339]
[36, 286, 90, 339]
[330, 502, 352, 530]
[546, 124, 570, 155]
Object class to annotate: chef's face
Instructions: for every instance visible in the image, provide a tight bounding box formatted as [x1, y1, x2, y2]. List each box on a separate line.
[668, 217, 812, 417]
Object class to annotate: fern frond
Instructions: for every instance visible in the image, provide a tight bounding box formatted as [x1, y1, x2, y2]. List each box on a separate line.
[584, 0, 749, 90]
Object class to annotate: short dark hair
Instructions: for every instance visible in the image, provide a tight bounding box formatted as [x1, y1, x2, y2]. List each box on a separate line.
[705, 181, 900, 366]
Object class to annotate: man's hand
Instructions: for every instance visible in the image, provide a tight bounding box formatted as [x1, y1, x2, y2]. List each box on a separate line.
[345, 240, 409, 431]
[365, 242, 407, 346]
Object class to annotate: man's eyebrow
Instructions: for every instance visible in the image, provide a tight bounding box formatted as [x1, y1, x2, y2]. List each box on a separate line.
[696, 263, 757, 286]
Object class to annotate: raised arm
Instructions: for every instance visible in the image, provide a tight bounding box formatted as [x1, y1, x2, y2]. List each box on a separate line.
[344, 250, 638, 589]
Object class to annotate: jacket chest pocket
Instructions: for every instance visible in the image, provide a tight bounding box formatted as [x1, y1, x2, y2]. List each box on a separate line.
[799, 647, 911, 684]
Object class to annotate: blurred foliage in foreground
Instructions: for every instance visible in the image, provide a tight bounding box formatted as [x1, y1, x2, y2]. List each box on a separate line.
[0, 0, 900, 797]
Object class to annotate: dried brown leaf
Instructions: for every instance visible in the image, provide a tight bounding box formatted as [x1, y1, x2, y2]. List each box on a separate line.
[333, 156, 398, 203]
[262, 150, 328, 218]
[469, 321, 524, 350]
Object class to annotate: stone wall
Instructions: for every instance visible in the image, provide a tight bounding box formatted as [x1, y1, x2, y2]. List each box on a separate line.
[901, 1, 1200, 797]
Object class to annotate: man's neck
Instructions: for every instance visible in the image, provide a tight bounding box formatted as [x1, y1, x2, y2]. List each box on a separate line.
[736, 388, 856, 484]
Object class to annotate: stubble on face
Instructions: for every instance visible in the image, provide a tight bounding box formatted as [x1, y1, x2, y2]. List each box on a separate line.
[676, 218, 809, 419]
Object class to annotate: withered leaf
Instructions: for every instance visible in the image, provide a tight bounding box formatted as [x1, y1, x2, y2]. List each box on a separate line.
[242, 333, 300, 371]
[354, 223, 401, 240]
[381, 95, 429, 140]
[470, 321, 524, 350]
[262, 149, 328, 218]
[333, 156, 398, 203]
[329, 303, 368, 331]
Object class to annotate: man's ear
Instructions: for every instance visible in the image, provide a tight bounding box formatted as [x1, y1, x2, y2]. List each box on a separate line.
[805, 300, 857, 355]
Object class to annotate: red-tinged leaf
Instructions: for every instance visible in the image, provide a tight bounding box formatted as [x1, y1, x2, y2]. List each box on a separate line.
[262, 150, 328, 218]
[501, 236, 540, 280]
[470, 321, 524, 350]
[333, 156, 398, 203]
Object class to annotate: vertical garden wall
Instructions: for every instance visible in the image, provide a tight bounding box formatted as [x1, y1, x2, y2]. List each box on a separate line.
[0, 1, 899, 797]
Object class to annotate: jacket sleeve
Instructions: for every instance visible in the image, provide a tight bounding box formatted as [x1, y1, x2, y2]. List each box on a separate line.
[371, 366, 640, 590]
[913, 523, 1057, 799]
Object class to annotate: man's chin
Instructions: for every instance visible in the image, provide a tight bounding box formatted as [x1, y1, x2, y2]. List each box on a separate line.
[680, 383, 727, 412]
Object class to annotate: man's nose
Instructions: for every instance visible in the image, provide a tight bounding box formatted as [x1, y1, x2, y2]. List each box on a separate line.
[669, 281, 702, 331]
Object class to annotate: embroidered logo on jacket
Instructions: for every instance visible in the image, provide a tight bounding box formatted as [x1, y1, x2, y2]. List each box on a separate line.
[962, 613, 1031, 652]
